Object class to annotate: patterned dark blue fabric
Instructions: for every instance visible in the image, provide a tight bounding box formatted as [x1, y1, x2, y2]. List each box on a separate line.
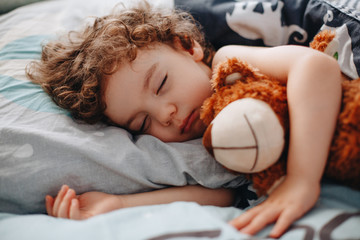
[175, 0, 360, 78]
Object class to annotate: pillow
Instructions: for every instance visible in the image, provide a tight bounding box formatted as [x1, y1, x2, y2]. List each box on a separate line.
[0, 0, 47, 15]
[0, 0, 247, 214]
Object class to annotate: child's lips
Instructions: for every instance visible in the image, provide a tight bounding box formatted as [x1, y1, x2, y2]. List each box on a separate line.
[181, 110, 198, 134]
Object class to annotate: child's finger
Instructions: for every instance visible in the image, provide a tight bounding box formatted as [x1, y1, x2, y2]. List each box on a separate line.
[239, 208, 280, 235]
[69, 198, 81, 220]
[45, 195, 54, 216]
[269, 208, 301, 238]
[53, 185, 69, 216]
[58, 188, 76, 218]
[228, 206, 261, 230]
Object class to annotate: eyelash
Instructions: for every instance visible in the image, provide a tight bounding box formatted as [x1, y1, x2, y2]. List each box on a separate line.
[156, 74, 167, 95]
[139, 115, 149, 133]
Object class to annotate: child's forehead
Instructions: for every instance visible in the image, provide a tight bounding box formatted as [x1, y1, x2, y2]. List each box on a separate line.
[131, 42, 177, 63]
[105, 42, 178, 78]
[142, 42, 175, 52]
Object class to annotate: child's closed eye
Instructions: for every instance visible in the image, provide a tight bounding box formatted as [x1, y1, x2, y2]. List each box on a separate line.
[139, 115, 150, 133]
[138, 74, 168, 133]
[156, 74, 167, 95]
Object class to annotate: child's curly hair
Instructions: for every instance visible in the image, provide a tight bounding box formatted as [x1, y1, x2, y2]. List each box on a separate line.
[26, 2, 214, 124]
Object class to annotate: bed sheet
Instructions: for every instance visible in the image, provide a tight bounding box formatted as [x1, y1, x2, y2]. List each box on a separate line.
[1, 181, 359, 240]
[176, 0, 360, 79]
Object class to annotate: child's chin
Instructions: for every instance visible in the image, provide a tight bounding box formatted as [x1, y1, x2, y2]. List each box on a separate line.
[187, 123, 207, 141]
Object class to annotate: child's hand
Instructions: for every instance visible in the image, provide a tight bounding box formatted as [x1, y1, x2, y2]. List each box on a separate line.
[229, 177, 320, 238]
[45, 185, 124, 220]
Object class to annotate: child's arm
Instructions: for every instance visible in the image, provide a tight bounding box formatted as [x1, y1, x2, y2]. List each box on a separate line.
[45, 185, 234, 219]
[213, 45, 342, 237]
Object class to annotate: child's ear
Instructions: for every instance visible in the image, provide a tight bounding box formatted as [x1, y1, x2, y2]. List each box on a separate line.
[191, 40, 204, 62]
[174, 37, 204, 62]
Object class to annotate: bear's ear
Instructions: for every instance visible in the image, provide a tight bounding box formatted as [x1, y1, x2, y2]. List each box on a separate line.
[310, 30, 336, 53]
[211, 58, 261, 92]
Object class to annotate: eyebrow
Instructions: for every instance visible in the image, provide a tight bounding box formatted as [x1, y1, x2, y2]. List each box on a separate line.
[125, 62, 158, 129]
[143, 62, 158, 91]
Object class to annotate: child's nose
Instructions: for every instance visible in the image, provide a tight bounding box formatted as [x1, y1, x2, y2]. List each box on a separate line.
[158, 103, 177, 126]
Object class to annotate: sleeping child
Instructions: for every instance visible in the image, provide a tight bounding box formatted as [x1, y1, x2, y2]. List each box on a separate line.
[26, 2, 344, 238]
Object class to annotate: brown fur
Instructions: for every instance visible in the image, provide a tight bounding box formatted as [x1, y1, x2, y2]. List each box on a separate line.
[201, 30, 360, 195]
[326, 78, 360, 189]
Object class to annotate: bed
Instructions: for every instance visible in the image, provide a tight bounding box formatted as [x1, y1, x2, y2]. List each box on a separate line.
[0, 0, 359, 239]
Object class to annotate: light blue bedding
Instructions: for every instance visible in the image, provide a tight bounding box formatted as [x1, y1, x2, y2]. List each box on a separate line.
[1, 181, 359, 240]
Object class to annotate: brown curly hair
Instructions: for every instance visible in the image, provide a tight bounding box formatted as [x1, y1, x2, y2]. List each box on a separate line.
[26, 2, 214, 124]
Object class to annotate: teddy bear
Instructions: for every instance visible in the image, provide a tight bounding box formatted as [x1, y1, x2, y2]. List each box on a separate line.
[200, 30, 360, 196]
